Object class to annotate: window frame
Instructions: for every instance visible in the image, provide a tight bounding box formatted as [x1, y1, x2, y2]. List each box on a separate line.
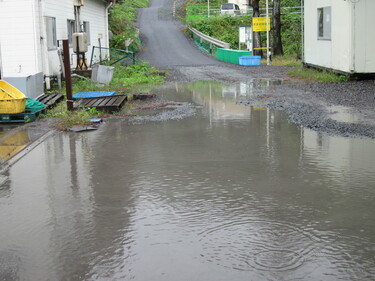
[83, 21, 91, 45]
[46, 16, 57, 50]
[67, 19, 76, 46]
[317, 6, 331, 40]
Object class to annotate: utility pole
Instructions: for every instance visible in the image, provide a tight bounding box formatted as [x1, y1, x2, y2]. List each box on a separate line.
[62, 40, 73, 111]
[266, 0, 270, 65]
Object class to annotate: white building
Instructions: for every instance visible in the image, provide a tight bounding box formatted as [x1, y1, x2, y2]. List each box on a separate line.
[0, 0, 113, 99]
[304, 0, 375, 77]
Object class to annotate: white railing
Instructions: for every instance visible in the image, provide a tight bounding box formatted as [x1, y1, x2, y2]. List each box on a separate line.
[189, 27, 230, 49]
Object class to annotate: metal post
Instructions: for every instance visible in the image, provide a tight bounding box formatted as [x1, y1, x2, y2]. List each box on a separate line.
[266, 0, 270, 65]
[207, 0, 210, 18]
[301, 0, 304, 62]
[62, 40, 74, 111]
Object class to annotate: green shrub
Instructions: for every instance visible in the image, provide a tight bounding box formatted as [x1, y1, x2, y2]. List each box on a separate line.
[109, 0, 149, 51]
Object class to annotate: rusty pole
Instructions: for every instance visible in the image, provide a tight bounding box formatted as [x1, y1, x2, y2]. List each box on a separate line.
[62, 40, 74, 111]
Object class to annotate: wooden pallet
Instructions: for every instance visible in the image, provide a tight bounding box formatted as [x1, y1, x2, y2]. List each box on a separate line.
[0, 108, 46, 123]
[36, 92, 64, 109]
[74, 94, 128, 112]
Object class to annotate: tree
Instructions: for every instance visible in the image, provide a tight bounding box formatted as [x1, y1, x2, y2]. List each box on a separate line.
[272, 0, 283, 56]
[249, 0, 263, 56]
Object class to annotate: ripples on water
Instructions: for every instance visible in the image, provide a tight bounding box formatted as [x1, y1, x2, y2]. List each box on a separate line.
[0, 81, 375, 280]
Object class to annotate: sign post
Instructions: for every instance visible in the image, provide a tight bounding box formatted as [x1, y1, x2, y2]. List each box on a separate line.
[252, 16, 270, 64]
[252, 17, 270, 32]
[266, 0, 270, 65]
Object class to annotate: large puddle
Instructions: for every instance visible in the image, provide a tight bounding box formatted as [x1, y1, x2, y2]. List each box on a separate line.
[1, 81, 375, 280]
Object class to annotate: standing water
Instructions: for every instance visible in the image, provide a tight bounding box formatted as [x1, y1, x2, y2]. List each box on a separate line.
[0, 81, 375, 281]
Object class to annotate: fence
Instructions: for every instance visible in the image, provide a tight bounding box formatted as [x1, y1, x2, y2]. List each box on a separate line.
[90, 46, 136, 67]
[185, 6, 303, 21]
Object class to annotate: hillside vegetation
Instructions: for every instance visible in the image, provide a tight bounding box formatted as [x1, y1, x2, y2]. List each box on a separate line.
[187, 0, 302, 58]
[109, 0, 149, 51]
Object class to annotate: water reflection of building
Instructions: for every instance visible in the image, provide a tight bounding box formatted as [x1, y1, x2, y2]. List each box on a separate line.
[185, 80, 375, 184]
[302, 129, 375, 179]
[190, 81, 268, 122]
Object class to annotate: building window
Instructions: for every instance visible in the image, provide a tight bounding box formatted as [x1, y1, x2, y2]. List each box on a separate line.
[318, 7, 331, 40]
[83, 21, 90, 45]
[46, 17, 57, 50]
[67, 19, 76, 46]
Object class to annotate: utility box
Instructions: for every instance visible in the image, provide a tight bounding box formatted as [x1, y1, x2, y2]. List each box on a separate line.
[3, 72, 44, 100]
[91, 65, 114, 85]
[72, 33, 88, 53]
[73, 0, 84, 6]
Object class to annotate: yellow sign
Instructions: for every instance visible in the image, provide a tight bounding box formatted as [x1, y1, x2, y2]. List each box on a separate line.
[252, 17, 270, 32]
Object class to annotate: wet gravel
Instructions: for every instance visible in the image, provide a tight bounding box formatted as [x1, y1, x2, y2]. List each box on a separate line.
[237, 80, 375, 139]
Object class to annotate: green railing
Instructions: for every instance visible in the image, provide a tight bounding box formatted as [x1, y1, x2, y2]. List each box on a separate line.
[90, 46, 136, 67]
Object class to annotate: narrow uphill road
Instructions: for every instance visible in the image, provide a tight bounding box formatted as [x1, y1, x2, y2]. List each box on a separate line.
[137, 0, 292, 82]
[138, 0, 220, 67]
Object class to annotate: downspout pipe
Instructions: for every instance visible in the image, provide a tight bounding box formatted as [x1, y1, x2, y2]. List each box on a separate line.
[350, 1, 356, 73]
[105, 2, 113, 50]
[39, 0, 51, 89]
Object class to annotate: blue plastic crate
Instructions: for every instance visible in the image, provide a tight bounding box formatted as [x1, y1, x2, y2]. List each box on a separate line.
[73, 91, 116, 100]
[239, 56, 261, 66]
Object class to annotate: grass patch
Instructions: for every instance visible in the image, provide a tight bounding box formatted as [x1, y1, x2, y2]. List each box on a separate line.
[45, 102, 103, 130]
[65, 63, 165, 93]
[288, 67, 348, 83]
[269, 56, 302, 67]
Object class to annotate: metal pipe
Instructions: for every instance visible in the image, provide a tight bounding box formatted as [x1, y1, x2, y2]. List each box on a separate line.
[301, 0, 304, 61]
[38, 0, 51, 89]
[207, 0, 210, 18]
[105, 2, 113, 53]
[350, 1, 356, 72]
[266, 0, 270, 65]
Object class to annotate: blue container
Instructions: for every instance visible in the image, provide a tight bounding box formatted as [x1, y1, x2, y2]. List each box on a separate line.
[239, 56, 261, 66]
[73, 91, 116, 100]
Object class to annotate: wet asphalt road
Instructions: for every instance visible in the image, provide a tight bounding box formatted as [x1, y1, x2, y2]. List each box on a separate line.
[138, 0, 220, 67]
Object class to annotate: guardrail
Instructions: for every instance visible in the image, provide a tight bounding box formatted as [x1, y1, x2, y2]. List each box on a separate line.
[189, 27, 230, 51]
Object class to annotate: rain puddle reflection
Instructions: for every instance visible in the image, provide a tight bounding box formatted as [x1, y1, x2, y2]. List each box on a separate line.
[0, 129, 31, 164]
[328, 105, 368, 124]
[0, 80, 375, 281]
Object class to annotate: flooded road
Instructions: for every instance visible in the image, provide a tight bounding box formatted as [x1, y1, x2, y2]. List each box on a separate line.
[1, 81, 375, 281]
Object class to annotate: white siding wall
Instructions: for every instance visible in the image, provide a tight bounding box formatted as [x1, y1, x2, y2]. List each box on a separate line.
[304, 0, 375, 74]
[80, 0, 110, 69]
[0, 0, 109, 78]
[304, 0, 351, 73]
[44, 0, 108, 75]
[0, 0, 42, 77]
[354, 0, 375, 73]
